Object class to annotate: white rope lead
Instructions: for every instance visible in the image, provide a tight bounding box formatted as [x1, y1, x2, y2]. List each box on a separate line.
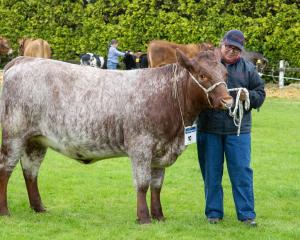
[173, 66, 248, 136]
[173, 65, 228, 128]
[189, 73, 227, 107]
[227, 88, 250, 136]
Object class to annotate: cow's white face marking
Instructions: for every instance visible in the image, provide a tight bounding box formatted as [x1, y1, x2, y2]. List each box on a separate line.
[88, 53, 98, 67]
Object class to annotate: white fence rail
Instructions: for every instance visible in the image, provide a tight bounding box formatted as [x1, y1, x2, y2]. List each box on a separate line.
[261, 60, 300, 88]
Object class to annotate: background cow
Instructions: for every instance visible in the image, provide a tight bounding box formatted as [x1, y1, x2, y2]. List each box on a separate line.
[148, 40, 268, 74]
[19, 38, 51, 58]
[242, 51, 268, 73]
[0, 49, 232, 224]
[0, 37, 13, 56]
[80, 53, 105, 68]
[123, 51, 148, 69]
[147, 40, 214, 67]
[0, 37, 13, 65]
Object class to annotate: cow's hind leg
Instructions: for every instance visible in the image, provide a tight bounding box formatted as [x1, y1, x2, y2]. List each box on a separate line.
[150, 168, 165, 221]
[20, 140, 47, 213]
[0, 132, 24, 215]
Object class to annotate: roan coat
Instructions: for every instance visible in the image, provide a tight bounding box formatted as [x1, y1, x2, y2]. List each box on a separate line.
[0, 49, 232, 223]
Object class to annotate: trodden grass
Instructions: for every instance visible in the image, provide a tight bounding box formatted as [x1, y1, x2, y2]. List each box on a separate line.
[0, 97, 299, 240]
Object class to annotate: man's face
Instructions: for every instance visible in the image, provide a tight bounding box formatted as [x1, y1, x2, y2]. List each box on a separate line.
[221, 44, 241, 64]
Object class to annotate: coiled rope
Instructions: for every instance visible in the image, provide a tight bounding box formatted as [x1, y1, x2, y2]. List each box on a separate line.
[227, 88, 250, 136]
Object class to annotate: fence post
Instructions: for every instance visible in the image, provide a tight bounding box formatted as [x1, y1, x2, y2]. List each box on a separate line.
[279, 60, 285, 88]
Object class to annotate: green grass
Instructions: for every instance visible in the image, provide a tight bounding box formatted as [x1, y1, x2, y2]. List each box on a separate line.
[0, 97, 300, 240]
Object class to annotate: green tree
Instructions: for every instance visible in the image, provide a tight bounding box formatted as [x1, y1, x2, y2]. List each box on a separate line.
[0, 0, 299, 69]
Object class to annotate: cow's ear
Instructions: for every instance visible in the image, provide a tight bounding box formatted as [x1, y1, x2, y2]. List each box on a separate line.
[176, 48, 193, 70]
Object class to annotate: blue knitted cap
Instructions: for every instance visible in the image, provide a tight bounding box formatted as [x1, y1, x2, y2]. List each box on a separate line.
[222, 30, 245, 50]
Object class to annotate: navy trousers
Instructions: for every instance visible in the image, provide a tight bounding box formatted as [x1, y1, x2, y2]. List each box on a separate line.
[197, 131, 256, 221]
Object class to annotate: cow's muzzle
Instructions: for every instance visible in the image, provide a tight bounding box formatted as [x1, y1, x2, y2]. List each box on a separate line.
[221, 97, 233, 109]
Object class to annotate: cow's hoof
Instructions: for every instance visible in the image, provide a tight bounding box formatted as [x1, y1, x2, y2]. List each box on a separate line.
[152, 215, 165, 222]
[31, 205, 46, 213]
[0, 208, 10, 216]
[136, 218, 151, 224]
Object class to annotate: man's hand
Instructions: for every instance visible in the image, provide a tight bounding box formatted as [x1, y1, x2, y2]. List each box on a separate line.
[239, 89, 248, 101]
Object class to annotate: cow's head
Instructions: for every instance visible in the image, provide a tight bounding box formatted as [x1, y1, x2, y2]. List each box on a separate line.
[241, 51, 268, 74]
[0, 37, 13, 56]
[176, 48, 233, 109]
[123, 51, 136, 70]
[255, 57, 268, 74]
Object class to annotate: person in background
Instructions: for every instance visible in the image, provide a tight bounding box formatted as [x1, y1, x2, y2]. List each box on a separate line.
[197, 30, 266, 226]
[107, 39, 125, 69]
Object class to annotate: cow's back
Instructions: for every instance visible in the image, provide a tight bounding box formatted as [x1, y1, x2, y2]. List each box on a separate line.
[3, 57, 141, 112]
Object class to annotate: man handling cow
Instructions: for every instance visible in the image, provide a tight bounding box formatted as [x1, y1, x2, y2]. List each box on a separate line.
[196, 30, 266, 226]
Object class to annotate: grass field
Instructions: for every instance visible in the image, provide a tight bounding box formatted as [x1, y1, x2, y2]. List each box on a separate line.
[0, 97, 299, 240]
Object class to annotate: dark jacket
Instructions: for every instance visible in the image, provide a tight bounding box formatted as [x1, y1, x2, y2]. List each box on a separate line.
[197, 57, 266, 135]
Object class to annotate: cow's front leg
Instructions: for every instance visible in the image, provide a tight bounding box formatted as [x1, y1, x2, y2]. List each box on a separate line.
[134, 164, 151, 224]
[136, 185, 150, 224]
[130, 148, 152, 224]
[150, 168, 165, 221]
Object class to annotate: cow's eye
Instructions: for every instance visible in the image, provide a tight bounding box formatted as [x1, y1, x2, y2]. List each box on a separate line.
[200, 75, 206, 80]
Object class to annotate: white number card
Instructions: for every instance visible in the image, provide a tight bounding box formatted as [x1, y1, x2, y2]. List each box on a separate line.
[184, 124, 197, 145]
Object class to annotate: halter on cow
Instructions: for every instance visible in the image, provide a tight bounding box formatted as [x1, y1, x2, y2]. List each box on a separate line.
[0, 49, 232, 224]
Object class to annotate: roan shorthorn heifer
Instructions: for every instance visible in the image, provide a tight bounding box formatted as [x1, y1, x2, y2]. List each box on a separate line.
[0, 49, 232, 224]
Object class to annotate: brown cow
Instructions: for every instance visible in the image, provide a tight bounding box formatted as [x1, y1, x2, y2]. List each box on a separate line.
[148, 40, 268, 74]
[19, 38, 51, 58]
[148, 40, 214, 67]
[0, 37, 13, 56]
[0, 49, 232, 224]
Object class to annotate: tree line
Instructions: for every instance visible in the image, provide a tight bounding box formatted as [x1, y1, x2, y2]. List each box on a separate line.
[0, 0, 299, 68]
